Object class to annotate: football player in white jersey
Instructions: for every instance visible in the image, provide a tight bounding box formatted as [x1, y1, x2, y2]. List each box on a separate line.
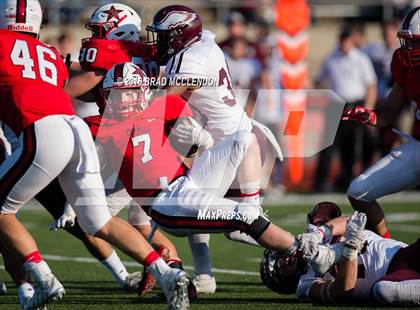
[261, 202, 420, 306]
[146, 4, 282, 293]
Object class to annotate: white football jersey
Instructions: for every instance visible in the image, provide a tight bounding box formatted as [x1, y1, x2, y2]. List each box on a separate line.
[353, 230, 406, 299]
[165, 30, 252, 142]
[297, 230, 406, 300]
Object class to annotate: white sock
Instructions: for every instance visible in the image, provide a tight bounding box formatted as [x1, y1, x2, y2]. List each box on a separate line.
[17, 282, 34, 306]
[100, 250, 129, 288]
[188, 234, 212, 276]
[240, 181, 261, 206]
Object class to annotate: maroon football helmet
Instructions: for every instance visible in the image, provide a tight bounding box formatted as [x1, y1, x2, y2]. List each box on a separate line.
[146, 5, 202, 64]
[307, 201, 342, 227]
[260, 249, 307, 295]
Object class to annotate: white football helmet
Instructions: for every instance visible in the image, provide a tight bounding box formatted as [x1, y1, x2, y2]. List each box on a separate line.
[0, 0, 42, 36]
[102, 62, 150, 120]
[86, 3, 141, 42]
[397, 6, 420, 67]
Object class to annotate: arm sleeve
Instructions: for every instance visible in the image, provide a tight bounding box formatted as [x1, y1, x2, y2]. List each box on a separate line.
[391, 48, 406, 89]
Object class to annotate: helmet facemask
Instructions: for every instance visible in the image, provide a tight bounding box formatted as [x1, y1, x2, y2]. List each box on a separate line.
[398, 35, 420, 68]
[146, 26, 178, 64]
[104, 87, 150, 121]
[85, 21, 117, 39]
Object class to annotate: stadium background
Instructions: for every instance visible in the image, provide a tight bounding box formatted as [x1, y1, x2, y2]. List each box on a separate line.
[2, 1, 420, 309]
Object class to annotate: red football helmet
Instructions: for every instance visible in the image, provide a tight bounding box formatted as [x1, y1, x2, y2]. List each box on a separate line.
[397, 6, 420, 67]
[146, 5, 202, 64]
[102, 62, 150, 120]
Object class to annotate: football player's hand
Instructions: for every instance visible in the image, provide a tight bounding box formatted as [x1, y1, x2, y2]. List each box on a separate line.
[342, 106, 377, 126]
[297, 233, 320, 260]
[310, 245, 337, 275]
[50, 204, 76, 232]
[297, 224, 333, 259]
[173, 117, 214, 150]
[343, 211, 367, 260]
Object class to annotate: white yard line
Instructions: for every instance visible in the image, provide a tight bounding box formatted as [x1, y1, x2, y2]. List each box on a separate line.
[41, 254, 260, 276]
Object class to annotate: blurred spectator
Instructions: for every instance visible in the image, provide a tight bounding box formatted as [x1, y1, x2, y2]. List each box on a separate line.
[351, 23, 367, 50]
[348, 23, 380, 169]
[219, 11, 256, 57]
[225, 37, 261, 90]
[314, 25, 377, 192]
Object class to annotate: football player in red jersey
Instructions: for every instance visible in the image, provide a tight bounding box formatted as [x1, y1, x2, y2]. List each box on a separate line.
[64, 2, 158, 108]
[343, 7, 420, 239]
[61, 3, 183, 293]
[0, 1, 190, 309]
[96, 62, 198, 298]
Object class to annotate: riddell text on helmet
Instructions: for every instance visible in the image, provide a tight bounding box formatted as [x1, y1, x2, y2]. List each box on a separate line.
[8, 24, 34, 32]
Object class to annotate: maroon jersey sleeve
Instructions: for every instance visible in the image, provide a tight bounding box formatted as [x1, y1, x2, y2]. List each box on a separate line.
[391, 48, 407, 89]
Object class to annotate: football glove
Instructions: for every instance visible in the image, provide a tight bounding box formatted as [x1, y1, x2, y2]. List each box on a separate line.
[173, 117, 214, 150]
[343, 211, 367, 260]
[297, 224, 332, 260]
[50, 203, 76, 232]
[342, 106, 377, 126]
[310, 244, 337, 275]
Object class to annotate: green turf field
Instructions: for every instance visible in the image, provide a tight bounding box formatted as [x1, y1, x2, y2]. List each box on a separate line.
[1, 201, 419, 309]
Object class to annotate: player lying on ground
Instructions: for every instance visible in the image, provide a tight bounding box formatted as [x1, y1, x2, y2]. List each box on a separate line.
[146, 4, 284, 292]
[261, 202, 420, 306]
[343, 6, 420, 239]
[0, 1, 189, 309]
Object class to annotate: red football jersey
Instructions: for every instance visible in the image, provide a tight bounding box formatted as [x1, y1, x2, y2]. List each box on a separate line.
[0, 30, 74, 134]
[391, 48, 420, 138]
[79, 38, 159, 114]
[96, 95, 192, 199]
